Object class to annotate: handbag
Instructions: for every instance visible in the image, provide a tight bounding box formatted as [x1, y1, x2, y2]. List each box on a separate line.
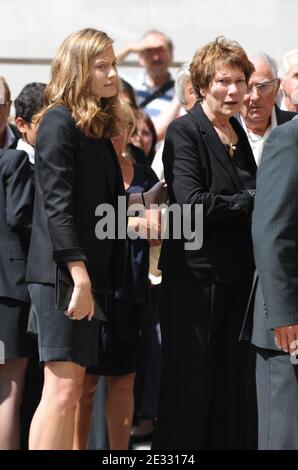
[55, 264, 106, 321]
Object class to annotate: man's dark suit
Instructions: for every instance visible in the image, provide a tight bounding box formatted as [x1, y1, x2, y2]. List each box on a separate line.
[240, 104, 296, 348]
[26, 105, 126, 292]
[274, 104, 297, 126]
[249, 118, 298, 449]
[0, 124, 20, 150]
[7, 124, 20, 149]
[153, 102, 257, 449]
[0, 149, 33, 302]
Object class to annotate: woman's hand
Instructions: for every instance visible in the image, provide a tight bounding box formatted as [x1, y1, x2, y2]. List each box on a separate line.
[143, 180, 168, 207]
[66, 284, 94, 321]
[146, 208, 162, 246]
[128, 208, 161, 246]
[65, 261, 94, 321]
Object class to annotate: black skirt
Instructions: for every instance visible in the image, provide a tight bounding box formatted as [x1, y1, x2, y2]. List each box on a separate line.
[0, 297, 32, 360]
[28, 283, 100, 367]
[87, 296, 142, 376]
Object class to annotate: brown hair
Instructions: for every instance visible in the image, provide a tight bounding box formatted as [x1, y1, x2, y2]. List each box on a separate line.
[134, 109, 157, 162]
[38, 28, 122, 138]
[190, 36, 254, 100]
[0, 75, 11, 104]
[119, 78, 138, 109]
[119, 101, 136, 138]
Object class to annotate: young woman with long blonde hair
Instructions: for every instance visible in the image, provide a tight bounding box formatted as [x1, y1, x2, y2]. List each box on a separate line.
[26, 28, 166, 450]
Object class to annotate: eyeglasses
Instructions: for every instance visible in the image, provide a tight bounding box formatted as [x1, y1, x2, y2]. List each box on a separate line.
[246, 79, 277, 95]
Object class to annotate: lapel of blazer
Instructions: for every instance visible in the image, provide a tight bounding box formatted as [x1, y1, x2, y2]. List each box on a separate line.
[106, 138, 126, 197]
[91, 137, 117, 201]
[231, 115, 257, 179]
[275, 104, 297, 125]
[189, 103, 244, 189]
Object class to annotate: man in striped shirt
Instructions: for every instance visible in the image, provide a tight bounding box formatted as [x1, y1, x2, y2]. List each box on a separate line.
[117, 30, 176, 140]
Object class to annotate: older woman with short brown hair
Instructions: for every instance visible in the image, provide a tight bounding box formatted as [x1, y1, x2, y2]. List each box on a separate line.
[152, 37, 257, 450]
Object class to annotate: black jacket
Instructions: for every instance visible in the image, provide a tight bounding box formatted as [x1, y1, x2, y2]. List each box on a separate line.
[0, 149, 33, 301]
[274, 104, 296, 124]
[159, 102, 257, 283]
[26, 105, 126, 292]
[8, 124, 20, 149]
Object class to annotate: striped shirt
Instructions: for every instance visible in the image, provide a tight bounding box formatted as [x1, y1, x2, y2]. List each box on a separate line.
[122, 71, 175, 121]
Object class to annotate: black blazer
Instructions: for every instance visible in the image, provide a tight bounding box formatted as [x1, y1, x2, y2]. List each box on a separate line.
[0, 149, 33, 301]
[275, 104, 296, 124]
[7, 124, 20, 149]
[26, 105, 126, 292]
[159, 102, 257, 283]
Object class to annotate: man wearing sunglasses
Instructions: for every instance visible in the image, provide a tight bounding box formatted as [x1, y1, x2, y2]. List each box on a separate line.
[239, 52, 296, 166]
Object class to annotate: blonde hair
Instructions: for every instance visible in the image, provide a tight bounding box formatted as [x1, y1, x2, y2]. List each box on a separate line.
[115, 101, 136, 161]
[38, 28, 122, 138]
[119, 100, 136, 138]
[190, 36, 254, 100]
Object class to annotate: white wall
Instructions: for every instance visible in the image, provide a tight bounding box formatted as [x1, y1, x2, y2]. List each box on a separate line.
[1, 0, 298, 98]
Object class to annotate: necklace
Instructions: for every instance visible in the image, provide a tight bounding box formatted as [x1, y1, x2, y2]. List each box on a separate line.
[119, 153, 127, 170]
[214, 122, 237, 158]
[227, 123, 237, 158]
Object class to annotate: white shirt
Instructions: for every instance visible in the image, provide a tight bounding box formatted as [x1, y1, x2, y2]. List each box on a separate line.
[240, 108, 277, 166]
[16, 139, 35, 164]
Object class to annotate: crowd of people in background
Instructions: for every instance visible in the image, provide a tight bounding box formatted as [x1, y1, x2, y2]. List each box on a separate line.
[1, 26, 298, 451]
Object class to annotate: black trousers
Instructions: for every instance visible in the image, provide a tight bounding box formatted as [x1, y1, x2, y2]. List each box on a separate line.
[152, 275, 257, 450]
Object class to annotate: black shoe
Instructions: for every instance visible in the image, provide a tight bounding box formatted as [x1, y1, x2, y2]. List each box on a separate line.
[130, 430, 154, 444]
[130, 418, 155, 444]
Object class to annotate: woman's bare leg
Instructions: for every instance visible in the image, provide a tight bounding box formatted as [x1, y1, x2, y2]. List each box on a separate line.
[0, 357, 28, 449]
[105, 373, 136, 450]
[73, 372, 100, 449]
[29, 361, 85, 450]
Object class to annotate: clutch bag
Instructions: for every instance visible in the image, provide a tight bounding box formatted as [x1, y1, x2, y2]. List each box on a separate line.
[55, 265, 106, 321]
